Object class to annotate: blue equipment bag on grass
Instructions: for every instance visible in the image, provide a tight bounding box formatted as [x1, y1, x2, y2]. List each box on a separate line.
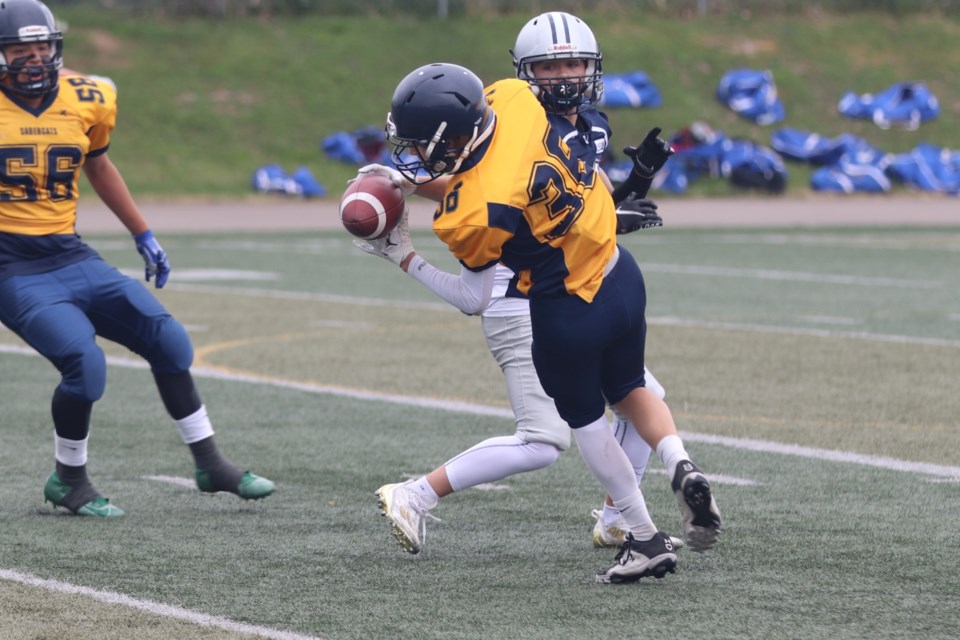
[888, 143, 960, 194]
[770, 128, 847, 166]
[251, 164, 326, 197]
[600, 71, 662, 108]
[838, 82, 939, 130]
[716, 69, 785, 125]
[811, 163, 891, 194]
[720, 139, 788, 193]
[291, 166, 326, 197]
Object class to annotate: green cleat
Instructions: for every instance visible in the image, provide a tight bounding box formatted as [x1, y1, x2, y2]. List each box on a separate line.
[43, 472, 125, 518]
[195, 469, 275, 500]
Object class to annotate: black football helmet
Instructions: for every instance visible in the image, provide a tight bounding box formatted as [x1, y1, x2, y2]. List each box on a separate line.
[386, 63, 493, 183]
[0, 0, 63, 97]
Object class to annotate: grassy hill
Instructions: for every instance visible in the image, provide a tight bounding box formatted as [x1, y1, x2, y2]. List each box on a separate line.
[53, 7, 960, 197]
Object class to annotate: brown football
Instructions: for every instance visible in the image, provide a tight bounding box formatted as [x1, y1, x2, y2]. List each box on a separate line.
[339, 174, 405, 240]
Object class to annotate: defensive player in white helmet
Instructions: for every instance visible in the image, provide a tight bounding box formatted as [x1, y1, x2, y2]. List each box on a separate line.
[512, 10, 684, 549]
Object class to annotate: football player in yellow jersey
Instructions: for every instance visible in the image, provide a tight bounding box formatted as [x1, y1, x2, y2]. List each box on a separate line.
[361, 13, 680, 566]
[360, 61, 721, 583]
[0, 0, 274, 517]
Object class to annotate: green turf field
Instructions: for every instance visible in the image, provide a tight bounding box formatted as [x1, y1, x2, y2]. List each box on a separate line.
[1, 225, 958, 639]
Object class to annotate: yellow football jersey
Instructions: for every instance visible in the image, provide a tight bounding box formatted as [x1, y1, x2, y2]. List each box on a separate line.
[432, 79, 617, 303]
[0, 73, 117, 235]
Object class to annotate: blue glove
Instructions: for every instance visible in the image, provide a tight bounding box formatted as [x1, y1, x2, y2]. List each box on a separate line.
[133, 229, 171, 288]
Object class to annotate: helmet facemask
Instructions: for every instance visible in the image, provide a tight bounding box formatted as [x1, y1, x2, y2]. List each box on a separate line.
[1, 43, 62, 96]
[518, 55, 602, 114]
[387, 113, 490, 183]
[0, 0, 64, 97]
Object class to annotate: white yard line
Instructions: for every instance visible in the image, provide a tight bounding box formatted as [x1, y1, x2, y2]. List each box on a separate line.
[648, 317, 960, 348]
[641, 263, 942, 289]
[1, 343, 956, 479]
[160, 283, 960, 349]
[0, 569, 321, 640]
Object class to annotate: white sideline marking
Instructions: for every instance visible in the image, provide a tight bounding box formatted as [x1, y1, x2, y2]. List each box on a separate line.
[119, 268, 281, 281]
[310, 319, 378, 329]
[166, 283, 452, 312]
[0, 569, 321, 640]
[797, 315, 862, 326]
[4, 343, 956, 481]
[646, 469, 759, 486]
[155, 284, 960, 348]
[649, 317, 960, 348]
[641, 263, 942, 289]
[142, 475, 196, 488]
[678, 432, 960, 481]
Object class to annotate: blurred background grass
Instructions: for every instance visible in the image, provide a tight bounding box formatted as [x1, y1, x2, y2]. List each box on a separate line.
[45, 1, 960, 197]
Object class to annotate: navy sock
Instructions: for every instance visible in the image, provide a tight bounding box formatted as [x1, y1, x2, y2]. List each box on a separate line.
[54, 461, 102, 511]
[189, 436, 243, 491]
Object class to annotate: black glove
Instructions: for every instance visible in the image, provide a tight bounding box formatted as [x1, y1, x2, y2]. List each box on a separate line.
[615, 196, 662, 234]
[623, 127, 675, 179]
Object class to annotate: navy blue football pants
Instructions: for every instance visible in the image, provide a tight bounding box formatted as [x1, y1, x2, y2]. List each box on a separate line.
[529, 245, 647, 429]
[0, 257, 193, 404]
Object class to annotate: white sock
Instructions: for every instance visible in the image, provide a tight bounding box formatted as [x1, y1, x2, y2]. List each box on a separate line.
[656, 434, 689, 480]
[175, 405, 214, 444]
[602, 502, 622, 524]
[55, 434, 88, 467]
[611, 415, 653, 485]
[443, 435, 560, 492]
[612, 491, 658, 541]
[408, 476, 439, 509]
[573, 417, 644, 503]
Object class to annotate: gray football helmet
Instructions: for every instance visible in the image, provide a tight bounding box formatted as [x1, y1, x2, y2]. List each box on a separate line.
[510, 11, 603, 114]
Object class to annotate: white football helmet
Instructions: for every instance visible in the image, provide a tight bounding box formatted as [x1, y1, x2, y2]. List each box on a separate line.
[510, 11, 603, 114]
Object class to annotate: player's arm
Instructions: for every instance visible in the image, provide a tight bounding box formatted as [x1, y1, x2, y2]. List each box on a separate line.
[597, 166, 615, 194]
[83, 152, 148, 235]
[406, 256, 496, 316]
[84, 153, 171, 288]
[610, 126, 674, 205]
[353, 206, 496, 315]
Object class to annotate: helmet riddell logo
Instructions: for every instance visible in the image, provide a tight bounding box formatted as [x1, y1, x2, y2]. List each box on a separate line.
[548, 44, 575, 52]
[19, 26, 51, 38]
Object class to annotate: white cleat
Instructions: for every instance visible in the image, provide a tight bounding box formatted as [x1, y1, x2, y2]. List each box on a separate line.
[591, 508, 684, 550]
[375, 481, 439, 555]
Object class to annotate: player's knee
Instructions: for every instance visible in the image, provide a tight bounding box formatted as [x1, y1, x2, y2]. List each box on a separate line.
[59, 343, 107, 402]
[146, 317, 194, 373]
[521, 440, 563, 470]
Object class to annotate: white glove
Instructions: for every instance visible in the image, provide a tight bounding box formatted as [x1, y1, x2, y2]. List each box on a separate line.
[352, 163, 417, 197]
[352, 205, 415, 268]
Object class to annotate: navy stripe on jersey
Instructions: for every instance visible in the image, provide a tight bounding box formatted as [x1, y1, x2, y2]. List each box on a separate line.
[486, 203, 573, 298]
